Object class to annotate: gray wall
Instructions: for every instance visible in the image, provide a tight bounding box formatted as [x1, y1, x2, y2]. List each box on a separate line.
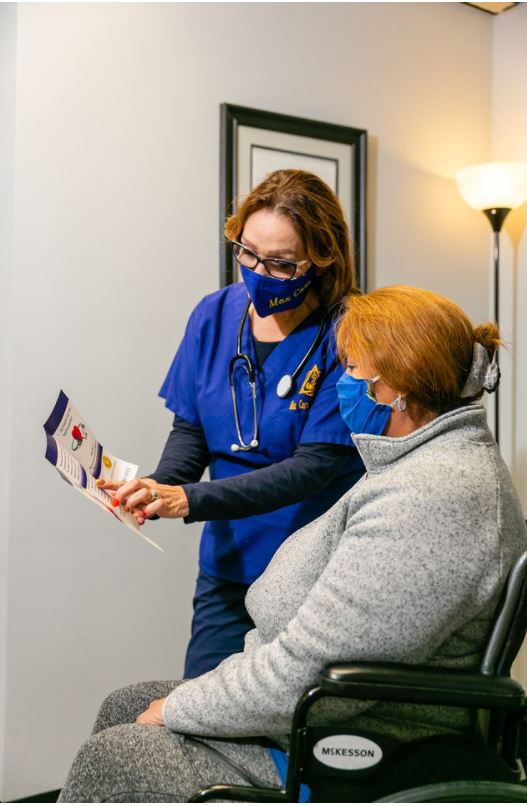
[0, 2, 502, 799]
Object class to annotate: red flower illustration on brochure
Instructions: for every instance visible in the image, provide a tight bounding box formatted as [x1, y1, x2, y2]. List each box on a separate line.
[71, 423, 88, 451]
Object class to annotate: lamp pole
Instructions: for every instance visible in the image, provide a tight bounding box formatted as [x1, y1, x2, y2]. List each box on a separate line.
[481, 206, 511, 446]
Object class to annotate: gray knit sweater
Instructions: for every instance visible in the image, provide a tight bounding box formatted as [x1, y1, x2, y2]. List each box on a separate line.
[163, 405, 527, 740]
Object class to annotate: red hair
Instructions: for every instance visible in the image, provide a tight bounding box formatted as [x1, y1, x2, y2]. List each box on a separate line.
[336, 285, 500, 413]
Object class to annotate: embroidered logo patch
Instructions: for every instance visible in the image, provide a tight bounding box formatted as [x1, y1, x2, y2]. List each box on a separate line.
[299, 364, 321, 397]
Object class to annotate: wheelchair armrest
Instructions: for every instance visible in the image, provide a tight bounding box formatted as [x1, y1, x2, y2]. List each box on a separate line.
[320, 662, 525, 710]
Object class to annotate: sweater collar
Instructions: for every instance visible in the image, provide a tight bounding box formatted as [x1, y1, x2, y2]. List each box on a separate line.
[352, 405, 492, 472]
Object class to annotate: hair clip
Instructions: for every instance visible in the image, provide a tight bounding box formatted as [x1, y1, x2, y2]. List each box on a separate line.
[460, 343, 500, 398]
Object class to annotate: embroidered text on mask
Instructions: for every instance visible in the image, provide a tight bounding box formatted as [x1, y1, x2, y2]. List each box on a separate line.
[240, 264, 316, 318]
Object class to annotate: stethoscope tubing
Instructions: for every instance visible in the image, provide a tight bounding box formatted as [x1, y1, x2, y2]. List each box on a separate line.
[229, 299, 327, 452]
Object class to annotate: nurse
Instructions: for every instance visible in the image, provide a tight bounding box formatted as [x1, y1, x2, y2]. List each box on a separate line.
[104, 169, 365, 677]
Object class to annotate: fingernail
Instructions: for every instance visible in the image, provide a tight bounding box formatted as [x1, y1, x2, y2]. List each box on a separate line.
[111, 498, 119, 507]
[141, 510, 148, 518]
[96, 479, 104, 487]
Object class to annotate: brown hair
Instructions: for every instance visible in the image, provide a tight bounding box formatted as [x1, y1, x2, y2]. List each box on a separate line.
[224, 169, 359, 310]
[336, 285, 501, 414]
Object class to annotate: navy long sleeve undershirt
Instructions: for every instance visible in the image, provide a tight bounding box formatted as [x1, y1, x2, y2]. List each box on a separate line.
[147, 336, 351, 522]
[148, 414, 350, 522]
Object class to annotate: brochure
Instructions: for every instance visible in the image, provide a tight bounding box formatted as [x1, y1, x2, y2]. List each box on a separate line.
[44, 391, 163, 552]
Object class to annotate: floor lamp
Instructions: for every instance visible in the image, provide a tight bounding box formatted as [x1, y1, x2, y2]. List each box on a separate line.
[456, 161, 527, 445]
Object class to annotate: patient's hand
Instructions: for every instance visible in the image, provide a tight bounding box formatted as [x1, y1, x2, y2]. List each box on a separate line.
[136, 697, 167, 727]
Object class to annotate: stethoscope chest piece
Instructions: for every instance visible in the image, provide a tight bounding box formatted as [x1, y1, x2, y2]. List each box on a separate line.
[276, 374, 294, 399]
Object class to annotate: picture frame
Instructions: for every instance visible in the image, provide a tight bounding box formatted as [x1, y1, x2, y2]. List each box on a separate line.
[220, 103, 367, 291]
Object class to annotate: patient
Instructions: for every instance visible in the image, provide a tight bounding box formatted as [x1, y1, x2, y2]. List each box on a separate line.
[59, 285, 527, 802]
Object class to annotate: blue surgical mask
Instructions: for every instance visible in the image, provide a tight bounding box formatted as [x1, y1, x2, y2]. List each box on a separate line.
[336, 372, 399, 438]
[240, 264, 316, 318]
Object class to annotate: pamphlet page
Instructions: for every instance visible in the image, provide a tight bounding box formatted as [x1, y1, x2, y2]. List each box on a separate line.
[44, 391, 163, 552]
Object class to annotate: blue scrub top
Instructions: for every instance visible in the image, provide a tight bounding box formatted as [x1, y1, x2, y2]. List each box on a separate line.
[160, 283, 364, 584]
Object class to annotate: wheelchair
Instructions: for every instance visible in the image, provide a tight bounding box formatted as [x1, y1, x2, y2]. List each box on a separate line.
[190, 550, 527, 802]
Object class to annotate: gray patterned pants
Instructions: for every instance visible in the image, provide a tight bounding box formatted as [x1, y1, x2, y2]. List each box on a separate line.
[58, 680, 281, 802]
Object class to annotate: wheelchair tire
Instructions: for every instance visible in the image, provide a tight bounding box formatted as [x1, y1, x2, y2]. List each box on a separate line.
[376, 779, 527, 802]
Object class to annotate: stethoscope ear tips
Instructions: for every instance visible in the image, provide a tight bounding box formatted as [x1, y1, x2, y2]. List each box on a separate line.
[230, 439, 259, 452]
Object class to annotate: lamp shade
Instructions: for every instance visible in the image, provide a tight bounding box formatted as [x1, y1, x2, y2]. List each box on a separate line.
[456, 161, 527, 211]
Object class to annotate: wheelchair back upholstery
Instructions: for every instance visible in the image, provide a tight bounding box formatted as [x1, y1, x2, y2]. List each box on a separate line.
[482, 550, 527, 676]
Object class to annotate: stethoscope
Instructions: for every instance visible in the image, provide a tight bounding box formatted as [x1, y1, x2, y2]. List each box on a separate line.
[229, 300, 327, 452]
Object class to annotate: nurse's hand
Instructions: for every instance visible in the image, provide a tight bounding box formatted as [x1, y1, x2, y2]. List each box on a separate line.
[96, 477, 190, 524]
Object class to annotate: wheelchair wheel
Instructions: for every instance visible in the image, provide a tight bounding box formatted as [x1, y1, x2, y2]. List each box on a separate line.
[376, 779, 527, 802]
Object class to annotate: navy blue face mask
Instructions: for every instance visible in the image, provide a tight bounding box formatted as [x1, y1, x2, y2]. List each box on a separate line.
[336, 372, 402, 438]
[240, 264, 316, 318]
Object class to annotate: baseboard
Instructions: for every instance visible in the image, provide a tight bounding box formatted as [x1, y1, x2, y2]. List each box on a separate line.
[9, 790, 61, 803]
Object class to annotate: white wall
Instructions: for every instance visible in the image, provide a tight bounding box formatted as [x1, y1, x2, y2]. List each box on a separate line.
[1, 2, 497, 799]
[492, 3, 527, 510]
[492, 1, 527, 688]
[0, 3, 18, 798]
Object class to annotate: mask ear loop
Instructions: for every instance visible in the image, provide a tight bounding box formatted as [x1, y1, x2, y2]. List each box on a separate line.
[368, 377, 408, 412]
[365, 375, 381, 402]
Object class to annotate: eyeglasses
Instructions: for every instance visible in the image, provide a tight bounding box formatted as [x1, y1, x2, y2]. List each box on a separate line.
[230, 240, 310, 281]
